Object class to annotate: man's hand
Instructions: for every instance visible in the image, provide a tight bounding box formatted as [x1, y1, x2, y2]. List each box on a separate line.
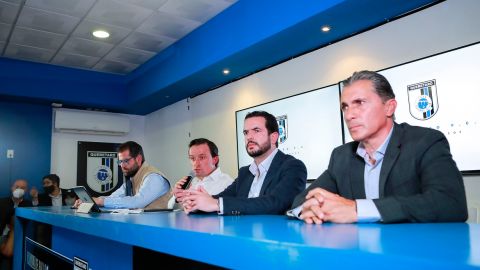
[30, 187, 38, 198]
[72, 199, 83, 209]
[300, 188, 357, 224]
[93, 197, 104, 207]
[30, 187, 39, 206]
[172, 177, 190, 203]
[182, 186, 218, 214]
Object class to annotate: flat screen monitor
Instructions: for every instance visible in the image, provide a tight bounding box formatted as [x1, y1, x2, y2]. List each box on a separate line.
[343, 42, 480, 173]
[235, 84, 343, 180]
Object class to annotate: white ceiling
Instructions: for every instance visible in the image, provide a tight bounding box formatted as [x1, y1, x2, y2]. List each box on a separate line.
[0, 0, 237, 74]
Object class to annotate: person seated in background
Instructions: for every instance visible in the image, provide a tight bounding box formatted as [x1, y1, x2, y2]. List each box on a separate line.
[74, 141, 172, 209]
[0, 179, 32, 234]
[0, 179, 32, 269]
[30, 174, 77, 207]
[289, 70, 468, 224]
[182, 111, 307, 215]
[170, 138, 234, 208]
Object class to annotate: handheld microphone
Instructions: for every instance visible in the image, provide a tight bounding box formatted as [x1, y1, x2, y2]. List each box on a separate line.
[180, 172, 194, 190]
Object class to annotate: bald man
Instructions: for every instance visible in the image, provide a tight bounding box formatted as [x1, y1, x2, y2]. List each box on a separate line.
[1, 179, 32, 262]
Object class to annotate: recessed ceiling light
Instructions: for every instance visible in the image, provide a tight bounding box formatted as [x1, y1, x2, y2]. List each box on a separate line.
[223, 69, 230, 75]
[321, 25, 331, 32]
[92, 30, 110, 38]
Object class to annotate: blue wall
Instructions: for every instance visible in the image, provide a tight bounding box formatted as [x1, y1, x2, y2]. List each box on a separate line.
[0, 101, 52, 197]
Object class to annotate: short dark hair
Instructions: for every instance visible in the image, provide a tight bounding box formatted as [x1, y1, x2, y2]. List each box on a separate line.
[189, 138, 219, 167]
[342, 70, 395, 102]
[43, 174, 60, 186]
[245, 111, 279, 147]
[118, 141, 145, 163]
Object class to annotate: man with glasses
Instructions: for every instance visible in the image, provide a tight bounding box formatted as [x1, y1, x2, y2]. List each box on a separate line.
[75, 141, 171, 209]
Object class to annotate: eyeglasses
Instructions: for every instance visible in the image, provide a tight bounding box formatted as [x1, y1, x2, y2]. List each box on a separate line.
[117, 157, 133, 166]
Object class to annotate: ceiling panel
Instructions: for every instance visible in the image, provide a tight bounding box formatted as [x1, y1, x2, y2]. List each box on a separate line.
[25, 0, 95, 18]
[94, 59, 138, 74]
[4, 43, 54, 62]
[137, 10, 201, 40]
[72, 20, 131, 44]
[159, 0, 233, 23]
[105, 46, 155, 65]
[0, 22, 10, 41]
[119, 31, 175, 52]
[1, 0, 23, 4]
[124, 0, 168, 10]
[0, 1, 20, 24]
[10, 26, 66, 51]
[86, 0, 153, 30]
[61, 37, 113, 58]
[0, 0, 237, 75]
[51, 52, 99, 69]
[17, 6, 80, 34]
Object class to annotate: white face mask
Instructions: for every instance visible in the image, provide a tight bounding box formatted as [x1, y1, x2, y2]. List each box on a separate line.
[12, 188, 25, 199]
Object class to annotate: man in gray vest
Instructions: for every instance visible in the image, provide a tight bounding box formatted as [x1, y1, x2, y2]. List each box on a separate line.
[76, 141, 171, 209]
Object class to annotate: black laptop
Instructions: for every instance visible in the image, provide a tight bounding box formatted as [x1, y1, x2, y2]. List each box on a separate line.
[72, 186, 113, 213]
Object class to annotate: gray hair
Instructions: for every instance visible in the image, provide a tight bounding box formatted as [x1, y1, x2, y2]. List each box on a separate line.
[342, 70, 395, 102]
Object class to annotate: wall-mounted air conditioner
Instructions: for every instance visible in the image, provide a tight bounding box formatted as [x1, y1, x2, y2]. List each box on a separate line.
[54, 109, 130, 136]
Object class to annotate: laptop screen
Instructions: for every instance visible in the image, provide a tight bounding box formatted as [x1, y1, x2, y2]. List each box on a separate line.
[72, 186, 102, 212]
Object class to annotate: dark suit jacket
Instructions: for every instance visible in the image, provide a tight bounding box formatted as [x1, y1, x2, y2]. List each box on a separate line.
[292, 123, 468, 223]
[36, 188, 73, 206]
[0, 197, 32, 233]
[214, 150, 307, 215]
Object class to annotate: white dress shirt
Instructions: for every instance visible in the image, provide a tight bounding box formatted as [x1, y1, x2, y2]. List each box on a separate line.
[189, 167, 234, 195]
[169, 167, 234, 208]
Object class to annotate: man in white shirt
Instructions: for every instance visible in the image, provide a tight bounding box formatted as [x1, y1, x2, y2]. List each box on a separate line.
[171, 138, 233, 207]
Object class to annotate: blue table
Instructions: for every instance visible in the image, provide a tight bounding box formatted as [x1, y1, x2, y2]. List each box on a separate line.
[14, 207, 480, 269]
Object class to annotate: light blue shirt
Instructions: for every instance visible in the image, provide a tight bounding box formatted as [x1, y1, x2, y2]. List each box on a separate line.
[355, 126, 394, 222]
[103, 173, 170, 209]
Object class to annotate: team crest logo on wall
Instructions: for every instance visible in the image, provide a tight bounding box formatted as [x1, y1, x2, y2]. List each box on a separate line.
[276, 115, 288, 144]
[407, 79, 439, 120]
[87, 151, 118, 194]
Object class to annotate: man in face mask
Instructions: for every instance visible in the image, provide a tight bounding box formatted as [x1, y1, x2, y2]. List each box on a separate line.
[1, 179, 32, 263]
[30, 174, 76, 206]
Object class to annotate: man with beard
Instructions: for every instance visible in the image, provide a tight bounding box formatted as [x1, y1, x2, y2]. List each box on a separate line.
[182, 111, 307, 215]
[74, 141, 172, 209]
[30, 174, 77, 207]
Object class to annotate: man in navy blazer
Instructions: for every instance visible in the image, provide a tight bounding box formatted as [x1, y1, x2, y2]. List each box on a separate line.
[183, 111, 307, 215]
[291, 70, 467, 224]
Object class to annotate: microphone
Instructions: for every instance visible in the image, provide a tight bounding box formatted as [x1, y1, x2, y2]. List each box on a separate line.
[180, 171, 195, 190]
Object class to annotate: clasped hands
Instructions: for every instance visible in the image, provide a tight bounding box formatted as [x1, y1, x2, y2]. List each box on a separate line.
[299, 188, 357, 224]
[172, 179, 218, 214]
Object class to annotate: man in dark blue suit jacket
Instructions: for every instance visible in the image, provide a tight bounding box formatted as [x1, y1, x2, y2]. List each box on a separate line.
[291, 71, 467, 224]
[183, 111, 307, 215]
